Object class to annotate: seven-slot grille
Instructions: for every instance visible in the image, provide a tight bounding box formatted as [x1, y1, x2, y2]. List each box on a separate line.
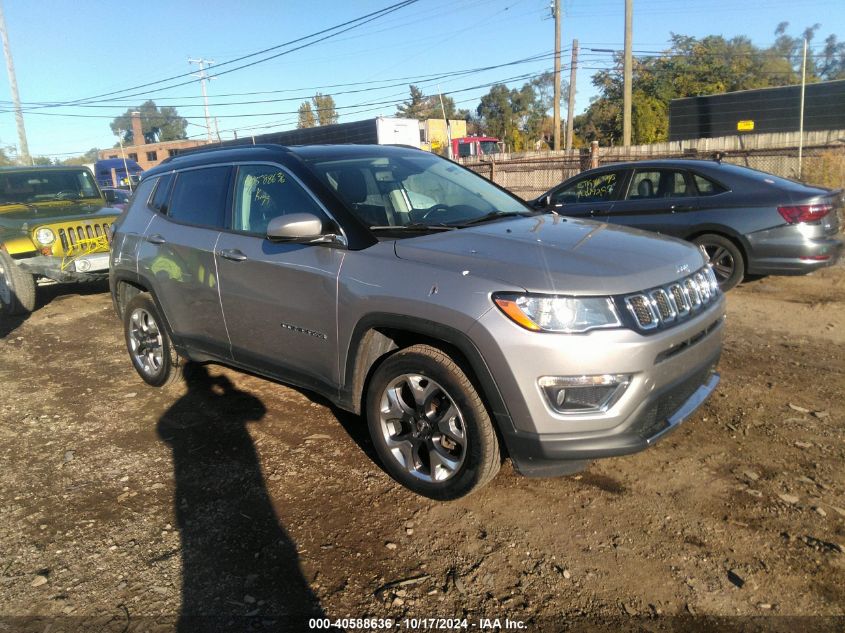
[624, 266, 719, 331]
[57, 222, 112, 253]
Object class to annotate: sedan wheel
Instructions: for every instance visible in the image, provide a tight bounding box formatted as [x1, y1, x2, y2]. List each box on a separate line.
[694, 234, 745, 291]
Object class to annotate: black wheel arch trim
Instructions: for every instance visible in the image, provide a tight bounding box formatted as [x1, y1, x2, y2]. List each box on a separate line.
[684, 224, 752, 258]
[341, 313, 517, 440]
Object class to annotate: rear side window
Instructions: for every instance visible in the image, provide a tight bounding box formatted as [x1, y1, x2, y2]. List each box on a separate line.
[693, 173, 727, 196]
[168, 167, 230, 228]
[628, 169, 691, 199]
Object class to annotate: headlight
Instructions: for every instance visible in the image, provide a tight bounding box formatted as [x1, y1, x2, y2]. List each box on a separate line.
[493, 293, 621, 333]
[35, 228, 55, 245]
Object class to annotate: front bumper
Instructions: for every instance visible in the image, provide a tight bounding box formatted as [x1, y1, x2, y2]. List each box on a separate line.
[17, 253, 110, 282]
[467, 294, 725, 477]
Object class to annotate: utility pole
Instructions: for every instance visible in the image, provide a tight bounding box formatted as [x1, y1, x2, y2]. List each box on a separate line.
[798, 37, 807, 179]
[552, 0, 562, 150]
[622, 0, 633, 147]
[188, 57, 215, 143]
[0, 1, 29, 164]
[565, 39, 579, 150]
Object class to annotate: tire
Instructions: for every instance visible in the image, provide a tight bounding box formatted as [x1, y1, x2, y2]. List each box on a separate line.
[123, 292, 184, 387]
[0, 250, 36, 316]
[365, 344, 500, 500]
[693, 233, 745, 292]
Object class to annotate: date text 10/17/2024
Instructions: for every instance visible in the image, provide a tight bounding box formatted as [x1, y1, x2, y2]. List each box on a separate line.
[309, 617, 527, 630]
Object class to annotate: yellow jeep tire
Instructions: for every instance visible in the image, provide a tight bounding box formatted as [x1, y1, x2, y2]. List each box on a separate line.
[0, 250, 36, 316]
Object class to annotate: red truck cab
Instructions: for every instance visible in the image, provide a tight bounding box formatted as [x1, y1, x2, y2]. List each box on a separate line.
[452, 136, 502, 158]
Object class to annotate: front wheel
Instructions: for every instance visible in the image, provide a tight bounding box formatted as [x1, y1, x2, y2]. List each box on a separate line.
[366, 344, 500, 500]
[0, 251, 36, 316]
[693, 234, 745, 291]
[123, 293, 184, 387]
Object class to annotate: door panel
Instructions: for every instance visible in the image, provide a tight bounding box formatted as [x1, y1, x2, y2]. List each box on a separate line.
[550, 170, 624, 218]
[137, 215, 229, 358]
[600, 168, 698, 236]
[215, 235, 344, 390]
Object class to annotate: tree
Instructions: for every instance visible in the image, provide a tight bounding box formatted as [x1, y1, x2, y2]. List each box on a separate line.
[573, 25, 842, 146]
[395, 85, 471, 121]
[31, 156, 54, 165]
[110, 100, 188, 145]
[297, 101, 316, 128]
[475, 77, 562, 150]
[312, 93, 338, 126]
[61, 148, 100, 166]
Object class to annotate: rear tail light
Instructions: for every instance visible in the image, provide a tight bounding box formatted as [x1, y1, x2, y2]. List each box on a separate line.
[778, 204, 832, 224]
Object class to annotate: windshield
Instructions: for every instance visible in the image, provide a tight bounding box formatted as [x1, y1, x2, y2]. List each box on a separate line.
[304, 152, 528, 229]
[0, 170, 102, 205]
[479, 141, 500, 155]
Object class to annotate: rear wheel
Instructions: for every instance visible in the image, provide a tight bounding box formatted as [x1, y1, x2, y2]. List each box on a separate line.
[123, 293, 184, 387]
[366, 344, 500, 500]
[0, 251, 36, 315]
[693, 234, 745, 291]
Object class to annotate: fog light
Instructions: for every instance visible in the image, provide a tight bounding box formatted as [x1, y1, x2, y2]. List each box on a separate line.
[539, 374, 631, 414]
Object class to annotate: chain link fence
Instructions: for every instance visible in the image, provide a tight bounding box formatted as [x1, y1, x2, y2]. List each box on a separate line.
[460, 142, 845, 200]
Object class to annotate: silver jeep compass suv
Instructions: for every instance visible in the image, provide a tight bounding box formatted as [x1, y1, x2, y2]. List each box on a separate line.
[110, 144, 725, 499]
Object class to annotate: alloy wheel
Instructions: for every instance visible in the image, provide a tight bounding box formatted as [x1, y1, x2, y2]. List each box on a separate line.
[702, 243, 735, 283]
[378, 374, 467, 483]
[128, 308, 164, 378]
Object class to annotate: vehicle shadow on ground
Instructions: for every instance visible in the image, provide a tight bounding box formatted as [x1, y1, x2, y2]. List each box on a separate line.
[157, 364, 327, 632]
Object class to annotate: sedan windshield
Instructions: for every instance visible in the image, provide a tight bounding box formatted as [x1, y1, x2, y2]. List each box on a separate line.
[0, 170, 101, 205]
[304, 152, 529, 230]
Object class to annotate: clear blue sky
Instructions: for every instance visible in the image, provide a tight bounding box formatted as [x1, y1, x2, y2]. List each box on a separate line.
[0, 0, 841, 158]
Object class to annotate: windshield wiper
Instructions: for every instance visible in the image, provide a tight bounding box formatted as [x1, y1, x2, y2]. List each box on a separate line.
[369, 223, 456, 232]
[450, 211, 531, 227]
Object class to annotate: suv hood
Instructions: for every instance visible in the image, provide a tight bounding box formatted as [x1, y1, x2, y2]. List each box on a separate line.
[0, 200, 117, 229]
[393, 215, 707, 295]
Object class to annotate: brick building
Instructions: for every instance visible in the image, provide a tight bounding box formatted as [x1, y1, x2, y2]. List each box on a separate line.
[99, 111, 208, 170]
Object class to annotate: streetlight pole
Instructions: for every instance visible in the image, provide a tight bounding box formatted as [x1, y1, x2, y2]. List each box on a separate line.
[552, 0, 562, 150]
[622, 0, 633, 147]
[189, 57, 215, 143]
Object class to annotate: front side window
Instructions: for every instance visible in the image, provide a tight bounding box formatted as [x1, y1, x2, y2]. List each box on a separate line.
[553, 171, 620, 205]
[305, 152, 527, 229]
[628, 170, 691, 200]
[167, 167, 229, 228]
[232, 165, 325, 235]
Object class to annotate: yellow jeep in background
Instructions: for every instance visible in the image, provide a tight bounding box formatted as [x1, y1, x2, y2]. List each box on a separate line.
[0, 166, 121, 315]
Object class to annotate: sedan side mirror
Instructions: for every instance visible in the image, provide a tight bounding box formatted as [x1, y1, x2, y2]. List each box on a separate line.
[266, 212, 340, 244]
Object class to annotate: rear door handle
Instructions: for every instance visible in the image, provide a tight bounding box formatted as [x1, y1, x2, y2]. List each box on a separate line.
[219, 249, 248, 262]
[146, 234, 166, 244]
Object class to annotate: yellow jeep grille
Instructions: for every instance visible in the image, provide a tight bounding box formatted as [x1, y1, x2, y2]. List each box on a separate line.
[53, 221, 113, 257]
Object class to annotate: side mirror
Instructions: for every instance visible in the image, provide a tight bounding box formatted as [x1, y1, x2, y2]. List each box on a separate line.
[544, 194, 553, 207]
[266, 212, 338, 244]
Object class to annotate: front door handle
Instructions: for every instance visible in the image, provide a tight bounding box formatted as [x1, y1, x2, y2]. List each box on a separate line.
[670, 204, 694, 212]
[219, 249, 248, 262]
[146, 234, 166, 244]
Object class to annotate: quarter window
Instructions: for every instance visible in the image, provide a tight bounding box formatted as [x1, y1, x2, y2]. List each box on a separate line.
[149, 173, 174, 212]
[168, 167, 230, 228]
[553, 171, 620, 204]
[232, 165, 324, 235]
[693, 173, 726, 196]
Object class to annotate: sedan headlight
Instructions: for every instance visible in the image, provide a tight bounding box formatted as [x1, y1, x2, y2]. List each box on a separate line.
[35, 227, 55, 245]
[493, 293, 621, 333]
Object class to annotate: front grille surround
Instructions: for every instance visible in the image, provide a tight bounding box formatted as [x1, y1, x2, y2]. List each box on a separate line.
[621, 266, 720, 333]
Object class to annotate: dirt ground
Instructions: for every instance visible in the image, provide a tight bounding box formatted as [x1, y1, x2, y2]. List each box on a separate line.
[0, 266, 843, 632]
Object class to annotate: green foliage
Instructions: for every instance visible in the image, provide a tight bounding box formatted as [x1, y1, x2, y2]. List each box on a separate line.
[312, 93, 338, 126]
[575, 24, 844, 146]
[110, 100, 188, 144]
[297, 101, 316, 129]
[31, 156, 54, 166]
[60, 148, 100, 166]
[476, 73, 566, 148]
[395, 85, 470, 122]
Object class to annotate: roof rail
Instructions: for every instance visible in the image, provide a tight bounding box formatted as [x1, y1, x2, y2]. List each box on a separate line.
[158, 142, 291, 166]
